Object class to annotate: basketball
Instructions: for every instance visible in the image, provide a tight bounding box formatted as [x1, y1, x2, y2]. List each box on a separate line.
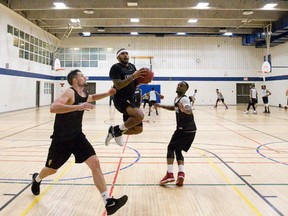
[137, 68, 154, 84]
[160, 95, 164, 99]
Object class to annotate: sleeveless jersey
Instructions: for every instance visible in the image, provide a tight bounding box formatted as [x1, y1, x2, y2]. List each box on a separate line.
[52, 88, 88, 141]
[174, 95, 197, 131]
[109, 63, 137, 99]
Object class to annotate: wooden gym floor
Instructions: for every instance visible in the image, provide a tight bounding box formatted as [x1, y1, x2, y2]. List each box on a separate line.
[0, 105, 287, 216]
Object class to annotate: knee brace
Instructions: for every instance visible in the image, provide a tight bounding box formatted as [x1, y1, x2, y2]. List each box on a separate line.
[175, 150, 184, 161]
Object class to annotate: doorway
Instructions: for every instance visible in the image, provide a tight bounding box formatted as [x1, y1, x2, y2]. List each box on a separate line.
[51, 83, 54, 103]
[236, 83, 253, 104]
[36, 81, 40, 107]
[85, 83, 96, 104]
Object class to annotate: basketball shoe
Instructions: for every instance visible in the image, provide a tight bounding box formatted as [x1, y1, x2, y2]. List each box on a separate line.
[105, 126, 124, 146]
[159, 172, 175, 185]
[31, 173, 41, 195]
[106, 195, 128, 215]
[176, 172, 185, 186]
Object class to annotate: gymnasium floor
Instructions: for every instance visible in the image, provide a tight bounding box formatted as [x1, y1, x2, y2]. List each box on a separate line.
[0, 105, 287, 216]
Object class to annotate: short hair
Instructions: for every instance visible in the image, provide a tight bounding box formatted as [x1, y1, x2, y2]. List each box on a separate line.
[183, 81, 189, 90]
[67, 69, 81, 85]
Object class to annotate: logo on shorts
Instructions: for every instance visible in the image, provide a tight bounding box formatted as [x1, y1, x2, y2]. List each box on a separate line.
[48, 159, 52, 166]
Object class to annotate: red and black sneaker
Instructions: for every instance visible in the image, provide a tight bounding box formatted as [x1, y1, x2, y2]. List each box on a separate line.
[176, 172, 185, 186]
[159, 172, 175, 185]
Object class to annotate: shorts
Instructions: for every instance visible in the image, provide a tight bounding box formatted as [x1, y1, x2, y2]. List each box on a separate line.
[149, 100, 157, 107]
[45, 132, 96, 169]
[168, 130, 196, 152]
[114, 96, 143, 127]
[262, 96, 268, 104]
[217, 98, 224, 102]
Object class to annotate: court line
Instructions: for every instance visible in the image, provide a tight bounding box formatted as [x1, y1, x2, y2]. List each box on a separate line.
[102, 135, 130, 216]
[196, 147, 284, 216]
[196, 147, 263, 216]
[19, 160, 75, 216]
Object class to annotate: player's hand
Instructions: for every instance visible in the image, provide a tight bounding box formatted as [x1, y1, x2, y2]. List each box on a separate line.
[108, 88, 117, 96]
[79, 102, 94, 111]
[133, 68, 147, 79]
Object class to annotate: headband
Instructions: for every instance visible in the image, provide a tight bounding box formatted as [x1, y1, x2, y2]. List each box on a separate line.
[116, 48, 129, 57]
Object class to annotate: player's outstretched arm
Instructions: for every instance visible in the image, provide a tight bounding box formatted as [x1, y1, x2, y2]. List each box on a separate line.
[88, 88, 116, 102]
[154, 103, 175, 111]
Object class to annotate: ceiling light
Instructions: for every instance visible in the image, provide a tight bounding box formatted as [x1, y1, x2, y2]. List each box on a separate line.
[97, 27, 105, 32]
[131, 32, 138, 35]
[53, 2, 66, 9]
[242, 10, 254, 15]
[70, 19, 80, 23]
[195, 2, 209, 9]
[188, 19, 198, 23]
[176, 32, 186, 35]
[219, 28, 227, 33]
[130, 18, 139, 23]
[127, 2, 138, 7]
[224, 32, 233, 36]
[263, 3, 277, 9]
[82, 32, 91, 37]
[83, 9, 94, 14]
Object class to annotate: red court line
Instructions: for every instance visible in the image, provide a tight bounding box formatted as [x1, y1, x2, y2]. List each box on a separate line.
[102, 135, 129, 216]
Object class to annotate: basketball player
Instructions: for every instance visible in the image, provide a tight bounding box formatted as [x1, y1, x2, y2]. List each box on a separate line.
[154, 81, 197, 186]
[214, 89, 228, 109]
[31, 69, 127, 215]
[105, 48, 147, 146]
[142, 92, 150, 108]
[244, 84, 258, 114]
[134, 86, 142, 108]
[148, 87, 161, 116]
[261, 85, 271, 113]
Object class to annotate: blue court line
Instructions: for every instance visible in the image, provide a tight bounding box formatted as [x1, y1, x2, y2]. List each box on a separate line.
[256, 142, 288, 166]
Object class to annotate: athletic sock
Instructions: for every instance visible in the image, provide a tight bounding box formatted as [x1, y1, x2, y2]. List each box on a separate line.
[119, 123, 127, 131]
[35, 174, 42, 183]
[167, 165, 173, 173]
[178, 165, 184, 173]
[101, 191, 111, 204]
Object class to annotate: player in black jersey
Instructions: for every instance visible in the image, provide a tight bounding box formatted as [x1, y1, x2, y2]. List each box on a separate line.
[154, 81, 197, 186]
[105, 48, 147, 146]
[31, 69, 127, 215]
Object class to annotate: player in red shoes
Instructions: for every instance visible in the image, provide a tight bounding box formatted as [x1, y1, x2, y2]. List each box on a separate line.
[154, 81, 197, 186]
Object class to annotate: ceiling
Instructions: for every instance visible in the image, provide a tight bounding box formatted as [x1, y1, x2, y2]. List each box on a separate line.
[1, 0, 288, 45]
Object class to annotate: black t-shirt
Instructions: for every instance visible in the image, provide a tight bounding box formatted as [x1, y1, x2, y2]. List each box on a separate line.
[109, 63, 137, 99]
[52, 88, 88, 141]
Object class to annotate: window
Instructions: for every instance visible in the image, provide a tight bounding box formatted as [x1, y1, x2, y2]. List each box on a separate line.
[8, 24, 54, 65]
[57, 47, 107, 68]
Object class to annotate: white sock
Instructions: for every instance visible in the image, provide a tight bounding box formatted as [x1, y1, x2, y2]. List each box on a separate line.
[178, 165, 184, 173]
[119, 123, 127, 131]
[167, 164, 173, 173]
[35, 174, 42, 183]
[101, 191, 111, 204]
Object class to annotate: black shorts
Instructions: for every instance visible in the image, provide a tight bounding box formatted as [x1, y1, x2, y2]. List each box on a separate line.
[262, 96, 268, 104]
[114, 96, 143, 127]
[168, 130, 196, 152]
[217, 98, 224, 102]
[45, 132, 96, 169]
[149, 100, 157, 107]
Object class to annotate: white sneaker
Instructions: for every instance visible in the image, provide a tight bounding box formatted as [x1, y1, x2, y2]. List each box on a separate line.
[243, 111, 249, 114]
[115, 135, 124, 146]
[253, 110, 257, 114]
[105, 126, 114, 146]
